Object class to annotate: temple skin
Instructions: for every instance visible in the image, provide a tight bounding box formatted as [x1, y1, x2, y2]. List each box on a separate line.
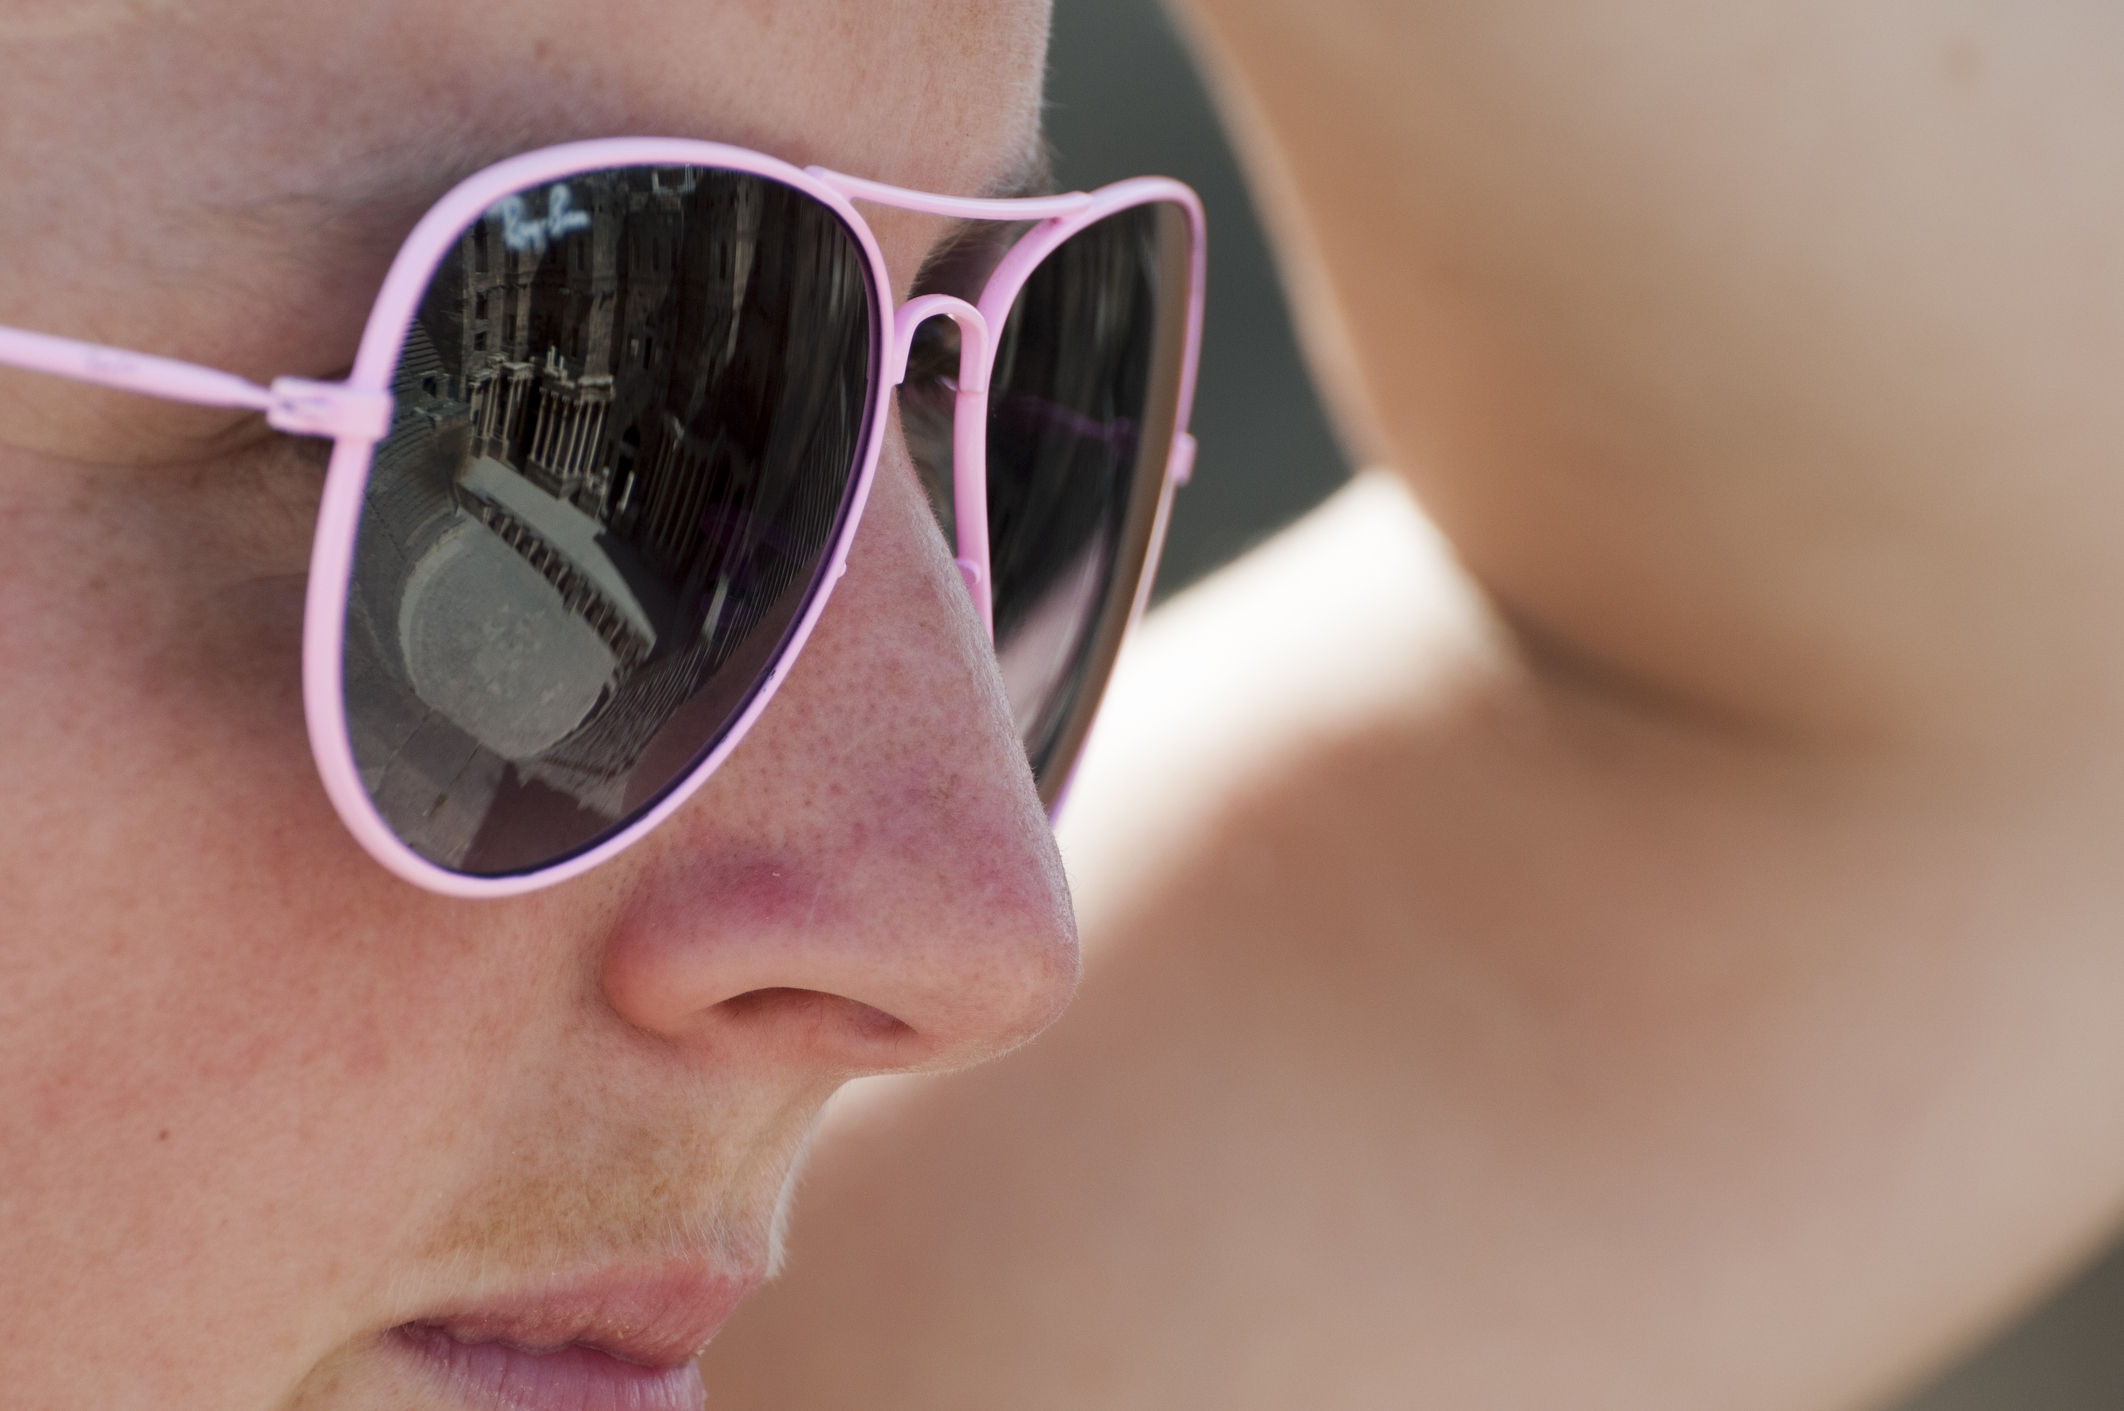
[0, 2, 1080, 1408]
[703, 4, 2124, 1408]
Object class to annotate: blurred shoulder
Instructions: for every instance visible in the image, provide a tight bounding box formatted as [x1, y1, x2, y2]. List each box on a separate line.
[1058, 468, 1509, 952]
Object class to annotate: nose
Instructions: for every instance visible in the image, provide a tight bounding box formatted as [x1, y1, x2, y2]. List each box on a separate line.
[597, 441, 1080, 1075]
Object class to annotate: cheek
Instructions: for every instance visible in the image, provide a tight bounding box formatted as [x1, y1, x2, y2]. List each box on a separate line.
[0, 685, 584, 1405]
[0, 443, 544, 1103]
[0, 452, 325, 901]
[0, 895, 563, 1405]
[0, 451, 515, 1373]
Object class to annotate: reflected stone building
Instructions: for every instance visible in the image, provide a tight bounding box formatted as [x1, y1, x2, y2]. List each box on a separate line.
[344, 166, 872, 873]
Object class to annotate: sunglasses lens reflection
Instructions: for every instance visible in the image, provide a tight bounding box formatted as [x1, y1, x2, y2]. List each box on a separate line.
[343, 165, 876, 877]
[986, 202, 1192, 801]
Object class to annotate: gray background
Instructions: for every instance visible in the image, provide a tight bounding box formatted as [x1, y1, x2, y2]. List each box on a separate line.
[1043, 0, 2124, 1404]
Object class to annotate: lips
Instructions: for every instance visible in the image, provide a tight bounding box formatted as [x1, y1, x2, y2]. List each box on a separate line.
[390, 1262, 759, 1411]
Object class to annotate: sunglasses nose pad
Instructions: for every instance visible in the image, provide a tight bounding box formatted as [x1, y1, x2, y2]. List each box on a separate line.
[955, 555, 988, 602]
[891, 293, 994, 638]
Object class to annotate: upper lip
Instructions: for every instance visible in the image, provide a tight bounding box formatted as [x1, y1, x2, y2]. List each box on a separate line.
[404, 1260, 763, 1369]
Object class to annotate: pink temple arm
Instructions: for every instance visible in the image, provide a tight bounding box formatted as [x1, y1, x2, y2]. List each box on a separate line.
[0, 324, 393, 440]
[0, 324, 275, 412]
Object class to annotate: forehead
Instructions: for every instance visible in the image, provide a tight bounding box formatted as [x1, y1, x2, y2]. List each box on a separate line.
[0, 0, 1050, 456]
[4, 0, 1049, 195]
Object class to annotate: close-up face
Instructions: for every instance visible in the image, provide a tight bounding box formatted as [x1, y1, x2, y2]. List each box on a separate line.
[0, 2, 1079, 1408]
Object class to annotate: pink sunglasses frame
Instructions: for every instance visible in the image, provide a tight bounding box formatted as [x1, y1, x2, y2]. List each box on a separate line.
[0, 137, 1205, 897]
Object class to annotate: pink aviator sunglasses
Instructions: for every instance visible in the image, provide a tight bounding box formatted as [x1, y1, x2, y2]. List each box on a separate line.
[0, 138, 1204, 896]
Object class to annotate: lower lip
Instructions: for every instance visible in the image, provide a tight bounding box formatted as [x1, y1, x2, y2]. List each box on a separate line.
[391, 1323, 706, 1411]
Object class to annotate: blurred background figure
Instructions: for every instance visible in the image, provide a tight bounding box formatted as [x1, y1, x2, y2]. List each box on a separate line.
[1053, 7, 2124, 1404]
[704, 1, 2124, 1406]
[1046, 9, 2124, 1395]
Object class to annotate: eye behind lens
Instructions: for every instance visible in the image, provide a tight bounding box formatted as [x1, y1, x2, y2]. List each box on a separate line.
[345, 163, 878, 876]
[984, 200, 1193, 803]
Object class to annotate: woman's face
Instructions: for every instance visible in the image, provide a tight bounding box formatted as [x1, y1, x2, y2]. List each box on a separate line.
[0, 2, 1075, 1408]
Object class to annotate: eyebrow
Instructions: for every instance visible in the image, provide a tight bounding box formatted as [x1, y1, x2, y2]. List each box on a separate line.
[207, 133, 517, 282]
[912, 141, 1060, 297]
[990, 139, 1061, 202]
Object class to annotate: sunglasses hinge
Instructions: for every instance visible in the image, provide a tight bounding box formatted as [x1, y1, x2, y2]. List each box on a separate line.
[266, 378, 396, 441]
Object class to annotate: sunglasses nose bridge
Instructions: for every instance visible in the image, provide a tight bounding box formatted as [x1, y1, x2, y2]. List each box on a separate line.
[886, 293, 991, 392]
[889, 294, 996, 640]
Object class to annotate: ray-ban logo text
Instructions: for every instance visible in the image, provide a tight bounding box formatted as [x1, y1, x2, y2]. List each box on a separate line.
[492, 183, 593, 257]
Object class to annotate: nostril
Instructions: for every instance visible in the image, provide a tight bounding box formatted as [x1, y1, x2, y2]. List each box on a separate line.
[716, 987, 916, 1045]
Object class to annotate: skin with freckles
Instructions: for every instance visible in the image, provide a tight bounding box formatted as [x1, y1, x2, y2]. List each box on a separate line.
[0, 2, 1076, 1408]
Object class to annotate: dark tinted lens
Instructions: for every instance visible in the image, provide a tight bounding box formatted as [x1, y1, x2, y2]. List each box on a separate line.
[344, 165, 876, 876]
[985, 202, 1191, 800]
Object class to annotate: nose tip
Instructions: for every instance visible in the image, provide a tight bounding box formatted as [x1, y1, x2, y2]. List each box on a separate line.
[600, 813, 1079, 1072]
[596, 454, 1080, 1075]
